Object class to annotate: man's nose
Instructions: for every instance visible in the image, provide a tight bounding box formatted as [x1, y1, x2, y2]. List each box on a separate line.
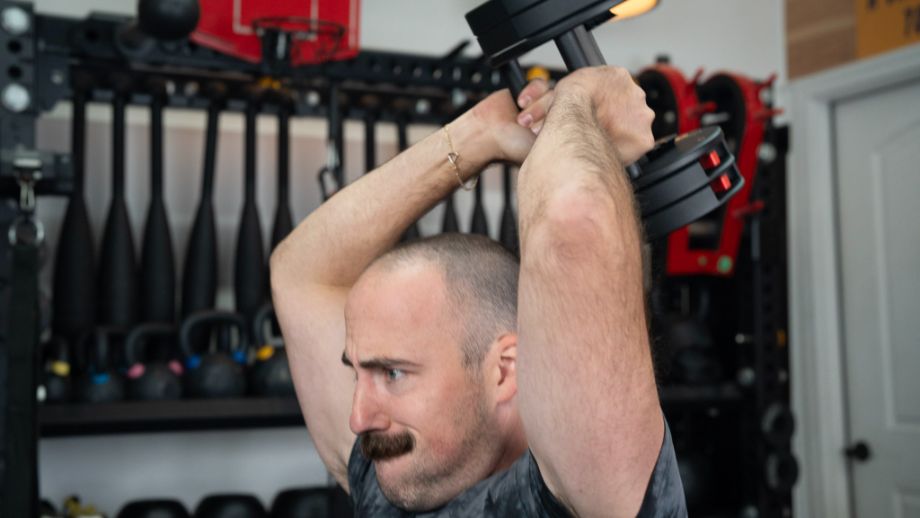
[350, 379, 390, 434]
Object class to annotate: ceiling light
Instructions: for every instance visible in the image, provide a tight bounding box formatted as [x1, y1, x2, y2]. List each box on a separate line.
[610, 0, 659, 20]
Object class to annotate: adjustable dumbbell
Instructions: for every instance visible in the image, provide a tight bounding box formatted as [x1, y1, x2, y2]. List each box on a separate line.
[466, 0, 743, 240]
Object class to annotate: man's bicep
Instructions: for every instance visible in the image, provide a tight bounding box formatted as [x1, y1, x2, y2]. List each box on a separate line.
[275, 284, 356, 490]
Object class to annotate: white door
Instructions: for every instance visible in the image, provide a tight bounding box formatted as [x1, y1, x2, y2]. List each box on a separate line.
[834, 76, 920, 517]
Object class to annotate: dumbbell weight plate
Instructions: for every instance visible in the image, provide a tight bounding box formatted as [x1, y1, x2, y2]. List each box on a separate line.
[635, 151, 736, 216]
[761, 403, 796, 446]
[633, 127, 743, 240]
[467, 0, 622, 67]
[765, 451, 799, 492]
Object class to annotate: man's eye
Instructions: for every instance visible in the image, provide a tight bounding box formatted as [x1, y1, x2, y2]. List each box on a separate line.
[385, 368, 405, 381]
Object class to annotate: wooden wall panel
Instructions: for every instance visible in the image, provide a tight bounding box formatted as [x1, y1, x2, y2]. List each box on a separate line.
[786, 0, 856, 79]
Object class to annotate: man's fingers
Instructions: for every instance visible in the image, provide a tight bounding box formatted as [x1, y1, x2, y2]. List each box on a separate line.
[516, 78, 550, 110]
[517, 90, 555, 131]
[531, 119, 545, 135]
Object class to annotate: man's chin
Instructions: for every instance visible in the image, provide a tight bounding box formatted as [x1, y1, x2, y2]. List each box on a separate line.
[374, 454, 431, 511]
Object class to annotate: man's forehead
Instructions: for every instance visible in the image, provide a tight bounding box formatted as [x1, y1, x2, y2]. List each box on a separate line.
[347, 261, 447, 317]
[344, 261, 453, 356]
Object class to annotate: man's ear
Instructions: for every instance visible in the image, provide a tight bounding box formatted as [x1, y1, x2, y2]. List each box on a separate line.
[492, 332, 518, 404]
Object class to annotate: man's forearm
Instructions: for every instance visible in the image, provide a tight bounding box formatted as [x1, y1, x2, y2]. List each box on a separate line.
[514, 75, 660, 517]
[518, 89, 642, 249]
[271, 108, 495, 289]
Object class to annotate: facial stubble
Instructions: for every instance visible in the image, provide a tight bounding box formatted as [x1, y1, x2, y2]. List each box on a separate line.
[370, 381, 496, 511]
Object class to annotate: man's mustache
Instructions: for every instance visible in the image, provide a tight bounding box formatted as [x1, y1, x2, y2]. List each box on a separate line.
[360, 431, 415, 461]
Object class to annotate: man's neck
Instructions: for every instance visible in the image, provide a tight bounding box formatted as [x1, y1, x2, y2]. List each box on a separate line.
[490, 426, 529, 475]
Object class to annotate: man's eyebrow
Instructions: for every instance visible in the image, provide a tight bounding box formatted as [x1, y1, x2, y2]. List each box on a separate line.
[341, 351, 419, 370]
[359, 358, 421, 370]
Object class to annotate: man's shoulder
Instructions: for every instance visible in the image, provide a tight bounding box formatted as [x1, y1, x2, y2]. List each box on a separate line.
[635, 419, 689, 517]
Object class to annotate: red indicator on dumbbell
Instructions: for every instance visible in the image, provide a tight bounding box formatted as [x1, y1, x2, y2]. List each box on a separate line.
[700, 150, 721, 170]
[711, 174, 732, 194]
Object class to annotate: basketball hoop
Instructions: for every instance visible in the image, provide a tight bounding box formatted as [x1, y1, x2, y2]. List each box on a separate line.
[252, 16, 346, 67]
[192, 0, 360, 67]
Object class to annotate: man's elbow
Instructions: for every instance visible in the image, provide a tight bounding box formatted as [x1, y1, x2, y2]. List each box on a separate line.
[269, 239, 293, 296]
[525, 189, 622, 260]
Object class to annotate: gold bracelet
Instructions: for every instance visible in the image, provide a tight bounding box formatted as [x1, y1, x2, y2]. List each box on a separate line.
[443, 124, 477, 191]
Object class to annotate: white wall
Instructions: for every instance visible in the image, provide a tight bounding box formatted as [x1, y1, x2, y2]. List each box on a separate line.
[28, 0, 786, 514]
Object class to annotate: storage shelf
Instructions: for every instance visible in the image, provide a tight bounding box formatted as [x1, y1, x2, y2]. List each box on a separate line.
[660, 384, 745, 407]
[39, 398, 303, 437]
[39, 385, 743, 437]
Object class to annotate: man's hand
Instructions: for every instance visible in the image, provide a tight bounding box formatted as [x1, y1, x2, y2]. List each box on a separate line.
[471, 79, 553, 164]
[550, 67, 655, 166]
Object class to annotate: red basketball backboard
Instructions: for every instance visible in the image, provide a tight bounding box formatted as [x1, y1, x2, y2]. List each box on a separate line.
[192, 0, 360, 65]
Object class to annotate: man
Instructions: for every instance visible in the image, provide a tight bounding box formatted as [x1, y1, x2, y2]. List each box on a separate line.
[271, 66, 687, 517]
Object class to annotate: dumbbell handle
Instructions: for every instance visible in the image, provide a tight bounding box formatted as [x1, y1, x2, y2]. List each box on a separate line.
[504, 26, 605, 98]
[556, 25, 606, 69]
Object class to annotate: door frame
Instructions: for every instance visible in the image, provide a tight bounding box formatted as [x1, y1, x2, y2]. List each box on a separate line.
[788, 44, 920, 518]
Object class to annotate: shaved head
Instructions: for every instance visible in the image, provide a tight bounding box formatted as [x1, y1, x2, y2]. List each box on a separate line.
[366, 234, 519, 374]
[342, 234, 520, 509]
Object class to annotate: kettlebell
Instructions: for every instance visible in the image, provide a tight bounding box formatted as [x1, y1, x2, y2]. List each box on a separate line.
[117, 498, 190, 518]
[665, 313, 721, 385]
[249, 303, 295, 397]
[270, 487, 332, 518]
[125, 323, 184, 400]
[194, 494, 267, 518]
[42, 336, 73, 404]
[181, 310, 248, 398]
[77, 327, 126, 403]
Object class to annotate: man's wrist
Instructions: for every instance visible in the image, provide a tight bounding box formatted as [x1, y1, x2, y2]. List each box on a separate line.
[468, 98, 511, 168]
[552, 76, 595, 111]
[447, 108, 500, 180]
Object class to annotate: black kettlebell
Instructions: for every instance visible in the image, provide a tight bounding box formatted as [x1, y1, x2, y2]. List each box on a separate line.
[194, 494, 267, 518]
[181, 310, 248, 398]
[118, 498, 191, 518]
[270, 488, 332, 518]
[77, 327, 126, 403]
[665, 313, 721, 385]
[250, 303, 295, 397]
[125, 323, 184, 401]
[42, 336, 73, 404]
